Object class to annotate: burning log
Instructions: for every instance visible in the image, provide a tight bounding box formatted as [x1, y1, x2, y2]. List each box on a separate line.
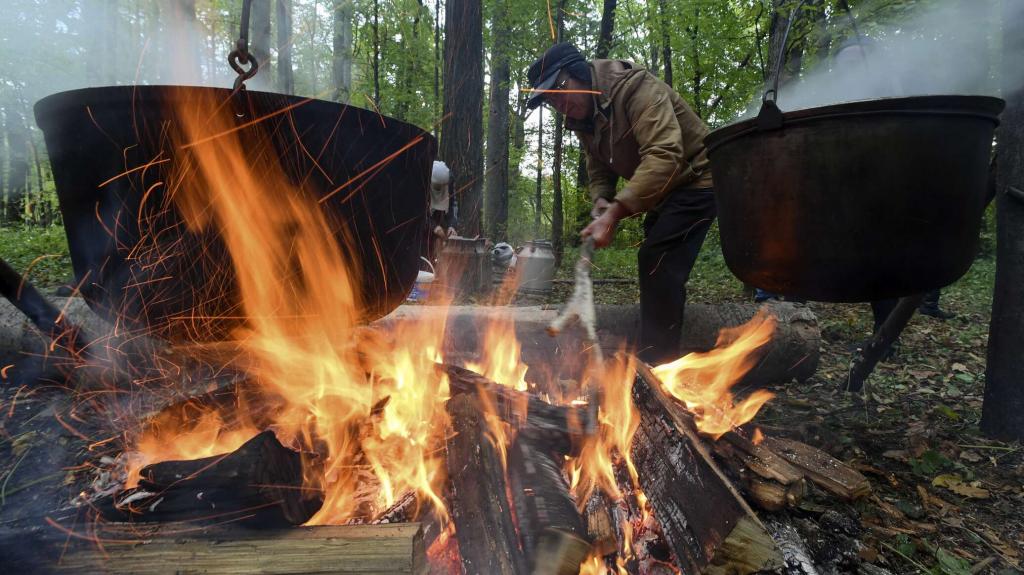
[381, 301, 819, 388]
[105, 430, 322, 527]
[631, 363, 784, 574]
[1, 521, 427, 574]
[508, 430, 591, 575]
[445, 394, 527, 575]
[441, 363, 592, 454]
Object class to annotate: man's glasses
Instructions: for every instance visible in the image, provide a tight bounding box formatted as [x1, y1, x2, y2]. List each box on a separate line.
[545, 74, 571, 108]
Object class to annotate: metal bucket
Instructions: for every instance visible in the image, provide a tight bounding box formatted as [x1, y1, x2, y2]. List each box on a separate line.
[705, 95, 1002, 302]
[34, 85, 434, 341]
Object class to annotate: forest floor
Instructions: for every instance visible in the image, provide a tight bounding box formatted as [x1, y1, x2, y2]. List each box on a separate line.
[0, 222, 1021, 574]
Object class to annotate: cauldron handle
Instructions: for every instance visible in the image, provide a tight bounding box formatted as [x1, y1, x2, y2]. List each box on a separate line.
[227, 0, 260, 93]
[758, 0, 809, 130]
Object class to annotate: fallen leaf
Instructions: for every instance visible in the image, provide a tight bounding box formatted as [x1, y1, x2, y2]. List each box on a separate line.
[933, 474, 990, 499]
[951, 362, 969, 373]
[958, 450, 982, 463]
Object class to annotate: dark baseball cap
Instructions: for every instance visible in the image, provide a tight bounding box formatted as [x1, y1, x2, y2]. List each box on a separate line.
[526, 42, 586, 109]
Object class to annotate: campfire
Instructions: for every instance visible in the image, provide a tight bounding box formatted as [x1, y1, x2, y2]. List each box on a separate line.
[7, 89, 870, 575]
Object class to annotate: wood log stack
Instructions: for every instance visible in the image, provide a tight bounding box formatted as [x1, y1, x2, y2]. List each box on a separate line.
[48, 356, 867, 574]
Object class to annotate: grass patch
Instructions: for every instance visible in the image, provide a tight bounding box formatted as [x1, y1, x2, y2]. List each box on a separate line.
[0, 225, 73, 287]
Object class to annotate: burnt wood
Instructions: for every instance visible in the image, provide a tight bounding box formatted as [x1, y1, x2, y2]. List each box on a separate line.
[106, 430, 322, 526]
[632, 363, 783, 574]
[761, 436, 871, 501]
[445, 394, 527, 575]
[508, 430, 590, 575]
[441, 363, 592, 454]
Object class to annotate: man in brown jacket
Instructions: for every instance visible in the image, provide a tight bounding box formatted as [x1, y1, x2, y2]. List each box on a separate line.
[527, 42, 717, 364]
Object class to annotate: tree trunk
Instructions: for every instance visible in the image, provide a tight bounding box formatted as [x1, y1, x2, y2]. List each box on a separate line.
[534, 107, 544, 236]
[575, 0, 618, 237]
[276, 0, 295, 94]
[981, 4, 1024, 440]
[332, 0, 354, 103]
[434, 0, 441, 135]
[372, 0, 381, 106]
[688, 5, 703, 118]
[5, 112, 28, 224]
[440, 0, 484, 236]
[249, 0, 272, 90]
[659, 0, 672, 88]
[484, 0, 511, 241]
[32, 139, 44, 225]
[551, 0, 567, 264]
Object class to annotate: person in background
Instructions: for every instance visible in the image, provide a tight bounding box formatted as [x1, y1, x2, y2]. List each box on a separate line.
[525, 42, 716, 364]
[427, 160, 457, 263]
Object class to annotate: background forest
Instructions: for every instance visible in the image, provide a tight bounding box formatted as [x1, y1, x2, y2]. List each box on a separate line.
[0, 0, 1005, 265]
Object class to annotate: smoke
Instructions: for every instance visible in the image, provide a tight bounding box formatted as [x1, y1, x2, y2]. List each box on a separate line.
[0, 1, 238, 110]
[757, 0, 1023, 114]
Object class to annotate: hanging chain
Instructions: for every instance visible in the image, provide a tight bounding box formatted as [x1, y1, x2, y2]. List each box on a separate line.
[228, 0, 259, 93]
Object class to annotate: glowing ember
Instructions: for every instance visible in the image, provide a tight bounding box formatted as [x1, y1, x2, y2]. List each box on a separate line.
[651, 311, 777, 438]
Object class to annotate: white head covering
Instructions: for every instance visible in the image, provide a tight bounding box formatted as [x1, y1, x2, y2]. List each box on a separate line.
[430, 161, 451, 212]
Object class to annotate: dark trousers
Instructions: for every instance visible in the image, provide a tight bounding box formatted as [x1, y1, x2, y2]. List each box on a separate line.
[638, 188, 717, 364]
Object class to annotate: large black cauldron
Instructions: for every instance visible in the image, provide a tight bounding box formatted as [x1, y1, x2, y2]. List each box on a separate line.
[34, 86, 434, 342]
[705, 95, 1002, 302]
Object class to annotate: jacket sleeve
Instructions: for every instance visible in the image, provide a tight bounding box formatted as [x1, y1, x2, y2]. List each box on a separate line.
[585, 149, 618, 203]
[615, 79, 696, 213]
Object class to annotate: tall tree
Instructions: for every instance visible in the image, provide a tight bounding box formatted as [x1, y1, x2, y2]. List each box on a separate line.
[250, 0, 273, 89]
[276, 0, 295, 94]
[981, 2, 1024, 440]
[440, 0, 484, 235]
[575, 0, 618, 235]
[687, 4, 702, 117]
[332, 0, 354, 102]
[551, 0, 567, 263]
[534, 107, 544, 236]
[372, 0, 381, 105]
[485, 0, 512, 240]
[4, 111, 28, 223]
[659, 0, 672, 87]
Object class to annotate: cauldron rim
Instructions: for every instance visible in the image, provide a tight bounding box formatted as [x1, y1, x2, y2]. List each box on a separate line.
[33, 84, 428, 135]
[705, 94, 1005, 154]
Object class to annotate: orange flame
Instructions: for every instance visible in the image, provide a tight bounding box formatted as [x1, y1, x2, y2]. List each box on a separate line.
[123, 89, 451, 524]
[651, 311, 777, 438]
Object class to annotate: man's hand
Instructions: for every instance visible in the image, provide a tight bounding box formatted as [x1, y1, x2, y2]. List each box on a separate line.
[447, 227, 457, 238]
[433, 225, 447, 239]
[582, 200, 629, 248]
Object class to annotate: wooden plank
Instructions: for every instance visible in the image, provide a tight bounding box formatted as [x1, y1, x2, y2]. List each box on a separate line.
[761, 437, 871, 501]
[2, 522, 426, 574]
[632, 363, 783, 574]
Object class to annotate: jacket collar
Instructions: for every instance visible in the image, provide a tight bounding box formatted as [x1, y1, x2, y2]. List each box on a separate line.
[565, 59, 642, 133]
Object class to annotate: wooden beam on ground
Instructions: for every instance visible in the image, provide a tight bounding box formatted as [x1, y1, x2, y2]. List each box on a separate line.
[1, 522, 427, 574]
[632, 363, 783, 575]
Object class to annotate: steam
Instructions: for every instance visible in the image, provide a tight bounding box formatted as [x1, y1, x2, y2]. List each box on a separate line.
[758, 0, 1022, 114]
[0, 3, 238, 109]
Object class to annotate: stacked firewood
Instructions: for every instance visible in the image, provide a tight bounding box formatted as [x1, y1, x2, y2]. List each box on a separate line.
[74, 358, 869, 575]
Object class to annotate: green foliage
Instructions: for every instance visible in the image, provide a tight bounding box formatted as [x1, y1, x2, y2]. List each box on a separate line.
[0, 224, 72, 286]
